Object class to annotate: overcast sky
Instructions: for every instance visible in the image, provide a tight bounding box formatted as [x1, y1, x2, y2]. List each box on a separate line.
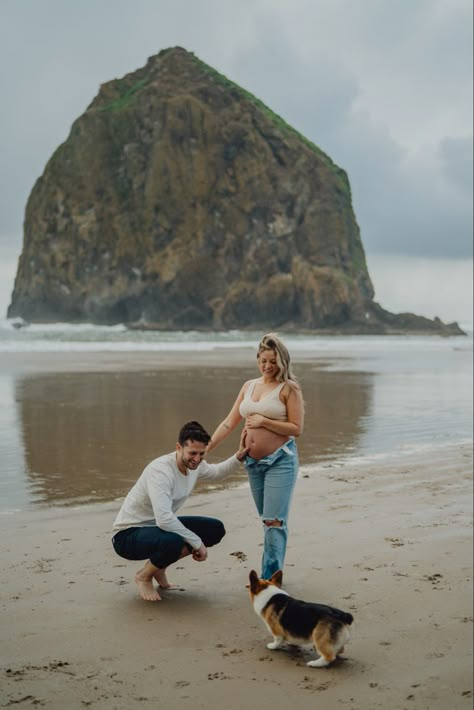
[0, 0, 472, 323]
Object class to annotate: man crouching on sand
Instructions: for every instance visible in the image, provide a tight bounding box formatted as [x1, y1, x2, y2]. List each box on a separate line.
[112, 421, 249, 601]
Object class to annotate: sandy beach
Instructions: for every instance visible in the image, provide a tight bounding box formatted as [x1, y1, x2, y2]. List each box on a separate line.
[1, 436, 472, 709]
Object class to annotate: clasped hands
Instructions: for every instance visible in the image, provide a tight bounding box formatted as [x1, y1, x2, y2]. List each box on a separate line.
[192, 544, 208, 561]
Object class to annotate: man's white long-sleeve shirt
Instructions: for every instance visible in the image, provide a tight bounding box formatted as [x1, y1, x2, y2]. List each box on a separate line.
[112, 452, 241, 549]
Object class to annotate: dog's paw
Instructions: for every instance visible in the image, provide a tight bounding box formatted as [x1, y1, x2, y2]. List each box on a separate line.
[307, 657, 330, 668]
[267, 641, 282, 650]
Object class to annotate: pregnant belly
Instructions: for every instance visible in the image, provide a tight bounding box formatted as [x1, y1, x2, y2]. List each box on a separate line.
[246, 428, 288, 460]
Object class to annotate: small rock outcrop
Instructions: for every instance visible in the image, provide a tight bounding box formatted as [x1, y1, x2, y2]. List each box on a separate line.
[8, 47, 464, 335]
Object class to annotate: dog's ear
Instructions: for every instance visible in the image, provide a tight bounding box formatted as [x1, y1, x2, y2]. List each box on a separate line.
[248, 570, 259, 592]
[270, 570, 283, 587]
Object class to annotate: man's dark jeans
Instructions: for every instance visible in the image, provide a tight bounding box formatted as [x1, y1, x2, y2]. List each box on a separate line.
[112, 516, 225, 568]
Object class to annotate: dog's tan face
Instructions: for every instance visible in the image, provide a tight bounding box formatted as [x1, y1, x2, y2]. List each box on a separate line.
[247, 570, 283, 600]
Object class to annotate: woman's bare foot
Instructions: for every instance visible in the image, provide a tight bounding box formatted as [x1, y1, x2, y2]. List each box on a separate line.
[135, 569, 162, 601]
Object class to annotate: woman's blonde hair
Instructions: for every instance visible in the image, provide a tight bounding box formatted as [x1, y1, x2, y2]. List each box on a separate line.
[257, 333, 298, 386]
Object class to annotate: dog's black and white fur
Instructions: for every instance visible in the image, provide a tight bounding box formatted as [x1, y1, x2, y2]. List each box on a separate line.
[248, 570, 353, 667]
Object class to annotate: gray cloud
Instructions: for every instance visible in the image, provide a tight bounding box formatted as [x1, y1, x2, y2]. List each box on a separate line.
[225, 12, 473, 257]
[0, 0, 472, 264]
[439, 136, 473, 195]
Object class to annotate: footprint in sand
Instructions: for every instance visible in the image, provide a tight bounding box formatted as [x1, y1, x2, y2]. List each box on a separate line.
[31, 558, 55, 573]
[229, 551, 247, 562]
[385, 537, 405, 547]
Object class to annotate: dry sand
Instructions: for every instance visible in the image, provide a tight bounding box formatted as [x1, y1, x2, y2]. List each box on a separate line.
[1, 439, 472, 709]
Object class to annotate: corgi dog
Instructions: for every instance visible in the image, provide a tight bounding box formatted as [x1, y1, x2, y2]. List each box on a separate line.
[248, 570, 353, 667]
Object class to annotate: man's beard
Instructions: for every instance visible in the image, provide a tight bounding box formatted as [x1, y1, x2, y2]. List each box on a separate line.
[180, 452, 197, 470]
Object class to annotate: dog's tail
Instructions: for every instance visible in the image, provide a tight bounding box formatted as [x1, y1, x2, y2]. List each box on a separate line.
[340, 611, 353, 626]
[329, 608, 354, 626]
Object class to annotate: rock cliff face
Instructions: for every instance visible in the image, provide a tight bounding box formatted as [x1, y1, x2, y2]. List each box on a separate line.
[8, 47, 463, 334]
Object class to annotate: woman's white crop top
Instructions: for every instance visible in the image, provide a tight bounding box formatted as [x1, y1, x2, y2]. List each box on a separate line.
[239, 379, 287, 421]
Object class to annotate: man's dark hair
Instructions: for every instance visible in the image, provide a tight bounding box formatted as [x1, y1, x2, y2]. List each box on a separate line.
[178, 421, 211, 446]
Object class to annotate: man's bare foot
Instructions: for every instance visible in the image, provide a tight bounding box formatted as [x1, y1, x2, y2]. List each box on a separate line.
[135, 571, 162, 601]
[153, 568, 179, 589]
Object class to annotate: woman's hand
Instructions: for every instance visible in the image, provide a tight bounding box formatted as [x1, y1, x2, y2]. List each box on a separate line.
[236, 427, 250, 461]
[245, 414, 265, 429]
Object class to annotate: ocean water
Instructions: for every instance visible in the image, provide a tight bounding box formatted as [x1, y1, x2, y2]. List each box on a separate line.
[0, 319, 472, 514]
[1, 318, 472, 352]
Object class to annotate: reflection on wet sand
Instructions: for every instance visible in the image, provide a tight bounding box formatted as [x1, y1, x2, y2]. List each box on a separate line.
[15, 364, 373, 507]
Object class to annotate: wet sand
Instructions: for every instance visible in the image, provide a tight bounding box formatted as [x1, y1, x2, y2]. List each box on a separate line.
[3, 344, 472, 513]
[1, 441, 472, 709]
[7, 362, 373, 509]
[0, 348, 266, 375]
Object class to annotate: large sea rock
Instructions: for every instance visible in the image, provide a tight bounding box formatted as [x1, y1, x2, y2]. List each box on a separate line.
[8, 47, 464, 335]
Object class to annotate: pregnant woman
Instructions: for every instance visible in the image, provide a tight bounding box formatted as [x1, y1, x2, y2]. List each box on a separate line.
[208, 333, 304, 579]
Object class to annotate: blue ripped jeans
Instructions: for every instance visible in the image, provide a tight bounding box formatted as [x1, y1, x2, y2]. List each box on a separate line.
[245, 438, 298, 579]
